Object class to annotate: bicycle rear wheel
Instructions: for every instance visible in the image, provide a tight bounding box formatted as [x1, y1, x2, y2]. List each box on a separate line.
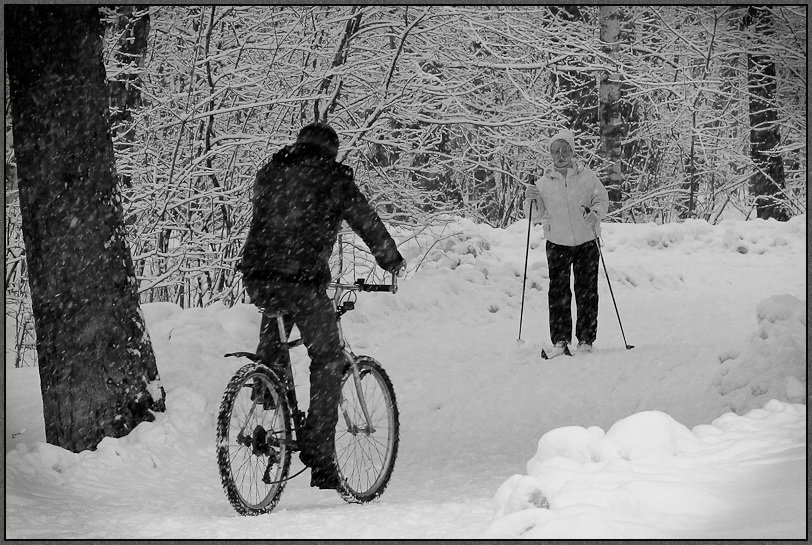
[335, 355, 399, 503]
[216, 363, 292, 515]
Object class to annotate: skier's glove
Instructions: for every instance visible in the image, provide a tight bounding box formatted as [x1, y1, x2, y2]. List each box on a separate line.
[584, 210, 600, 230]
[524, 184, 540, 201]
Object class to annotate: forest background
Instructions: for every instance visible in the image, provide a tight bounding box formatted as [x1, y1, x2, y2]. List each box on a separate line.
[5, 5, 807, 366]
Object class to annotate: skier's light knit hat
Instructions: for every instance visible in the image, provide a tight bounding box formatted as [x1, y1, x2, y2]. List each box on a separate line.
[549, 129, 576, 154]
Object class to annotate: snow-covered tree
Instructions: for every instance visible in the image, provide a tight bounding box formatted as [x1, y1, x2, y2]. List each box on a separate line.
[5, 5, 805, 315]
[7, 5, 165, 452]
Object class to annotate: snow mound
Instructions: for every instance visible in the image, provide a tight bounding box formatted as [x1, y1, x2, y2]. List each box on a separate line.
[716, 294, 806, 413]
[142, 301, 264, 410]
[396, 217, 691, 293]
[400, 220, 493, 273]
[605, 215, 805, 255]
[488, 400, 806, 539]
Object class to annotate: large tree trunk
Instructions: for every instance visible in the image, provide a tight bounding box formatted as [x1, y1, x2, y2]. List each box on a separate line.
[742, 6, 789, 221]
[7, 5, 165, 453]
[598, 6, 625, 209]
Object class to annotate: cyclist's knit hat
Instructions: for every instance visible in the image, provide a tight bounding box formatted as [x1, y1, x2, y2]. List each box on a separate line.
[296, 122, 339, 159]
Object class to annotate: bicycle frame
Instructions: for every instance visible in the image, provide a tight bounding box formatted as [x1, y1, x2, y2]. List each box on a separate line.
[218, 273, 400, 511]
[260, 274, 398, 442]
[332, 276, 397, 434]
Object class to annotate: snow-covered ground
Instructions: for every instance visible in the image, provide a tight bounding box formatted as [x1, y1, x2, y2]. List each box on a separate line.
[5, 214, 807, 539]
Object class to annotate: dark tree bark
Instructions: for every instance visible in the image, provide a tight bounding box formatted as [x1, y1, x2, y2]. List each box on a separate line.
[742, 6, 789, 221]
[550, 6, 598, 138]
[314, 7, 363, 123]
[6, 5, 165, 453]
[108, 7, 150, 139]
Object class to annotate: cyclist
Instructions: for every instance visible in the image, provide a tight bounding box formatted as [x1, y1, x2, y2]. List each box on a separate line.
[240, 122, 405, 490]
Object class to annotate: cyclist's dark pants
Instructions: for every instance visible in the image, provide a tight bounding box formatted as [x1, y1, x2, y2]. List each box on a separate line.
[545, 240, 600, 345]
[244, 280, 344, 470]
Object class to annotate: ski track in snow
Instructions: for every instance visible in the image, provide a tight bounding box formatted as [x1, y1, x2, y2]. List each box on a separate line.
[5, 216, 807, 539]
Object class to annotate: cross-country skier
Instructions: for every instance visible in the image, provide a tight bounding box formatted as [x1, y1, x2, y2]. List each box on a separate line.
[524, 129, 609, 357]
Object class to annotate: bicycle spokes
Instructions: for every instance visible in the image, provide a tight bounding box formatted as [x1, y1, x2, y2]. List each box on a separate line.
[216, 365, 293, 515]
[335, 357, 399, 503]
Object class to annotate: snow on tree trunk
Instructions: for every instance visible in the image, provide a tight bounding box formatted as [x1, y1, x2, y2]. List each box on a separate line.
[6, 5, 166, 453]
[742, 7, 789, 222]
[598, 6, 624, 208]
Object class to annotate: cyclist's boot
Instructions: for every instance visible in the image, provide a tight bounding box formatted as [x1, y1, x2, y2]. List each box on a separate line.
[309, 458, 341, 490]
[300, 366, 342, 489]
[299, 436, 341, 490]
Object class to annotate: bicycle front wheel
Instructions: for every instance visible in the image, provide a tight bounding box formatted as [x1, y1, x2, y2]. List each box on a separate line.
[216, 363, 292, 515]
[335, 355, 399, 503]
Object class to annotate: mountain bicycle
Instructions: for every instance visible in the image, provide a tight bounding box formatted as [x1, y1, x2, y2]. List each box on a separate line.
[215, 275, 400, 516]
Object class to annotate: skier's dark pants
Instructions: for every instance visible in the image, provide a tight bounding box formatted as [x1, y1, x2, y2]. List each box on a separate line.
[244, 280, 344, 470]
[546, 240, 600, 345]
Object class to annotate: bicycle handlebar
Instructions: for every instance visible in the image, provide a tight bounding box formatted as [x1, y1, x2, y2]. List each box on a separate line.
[357, 280, 395, 292]
[328, 275, 398, 294]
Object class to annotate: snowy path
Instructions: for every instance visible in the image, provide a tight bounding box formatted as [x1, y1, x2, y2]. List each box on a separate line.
[5, 217, 806, 538]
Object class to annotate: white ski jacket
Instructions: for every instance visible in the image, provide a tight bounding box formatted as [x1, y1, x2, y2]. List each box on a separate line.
[523, 160, 609, 247]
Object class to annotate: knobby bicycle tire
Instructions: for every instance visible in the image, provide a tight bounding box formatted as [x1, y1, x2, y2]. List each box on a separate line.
[216, 363, 292, 515]
[335, 355, 399, 503]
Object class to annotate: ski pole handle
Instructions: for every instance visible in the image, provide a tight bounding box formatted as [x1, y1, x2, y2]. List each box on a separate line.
[581, 205, 601, 243]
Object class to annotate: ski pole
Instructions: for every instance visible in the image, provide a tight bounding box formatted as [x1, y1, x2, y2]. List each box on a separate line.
[583, 206, 634, 350]
[518, 201, 534, 341]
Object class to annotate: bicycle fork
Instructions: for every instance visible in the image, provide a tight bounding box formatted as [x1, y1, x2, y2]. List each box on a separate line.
[340, 352, 376, 435]
[336, 311, 376, 435]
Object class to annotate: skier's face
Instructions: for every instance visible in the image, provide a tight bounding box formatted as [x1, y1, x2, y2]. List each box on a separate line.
[550, 141, 573, 169]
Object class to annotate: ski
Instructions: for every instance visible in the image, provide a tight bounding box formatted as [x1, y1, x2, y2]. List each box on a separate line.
[540, 345, 572, 359]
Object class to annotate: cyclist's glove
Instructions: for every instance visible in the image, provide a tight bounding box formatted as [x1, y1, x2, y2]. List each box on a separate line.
[391, 257, 407, 277]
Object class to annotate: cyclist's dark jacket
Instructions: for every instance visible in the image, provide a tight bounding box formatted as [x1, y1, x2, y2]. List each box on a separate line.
[241, 142, 403, 287]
